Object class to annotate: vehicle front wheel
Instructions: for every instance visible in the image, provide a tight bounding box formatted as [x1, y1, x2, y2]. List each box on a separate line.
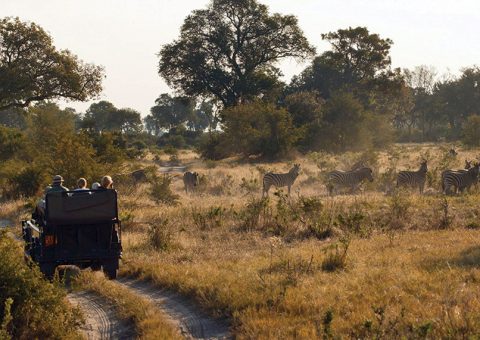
[102, 260, 118, 280]
[40, 263, 56, 280]
[91, 263, 102, 271]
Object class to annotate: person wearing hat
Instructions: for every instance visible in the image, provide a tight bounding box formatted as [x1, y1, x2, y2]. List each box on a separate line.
[46, 175, 69, 193]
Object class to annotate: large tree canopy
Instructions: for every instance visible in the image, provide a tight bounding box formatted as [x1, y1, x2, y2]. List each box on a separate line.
[158, 0, 315, 107]
[291, 27, 396, 99]
[0, 17, 104, 111]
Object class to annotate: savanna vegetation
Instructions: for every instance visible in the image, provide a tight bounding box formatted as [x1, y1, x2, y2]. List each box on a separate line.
[1, 0, 480, 338]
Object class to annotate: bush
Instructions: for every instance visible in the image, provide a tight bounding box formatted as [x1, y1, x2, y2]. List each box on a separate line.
[321, 237, 350, 272]
[462, 115, 480, 147]
[197, 132, 229, 160]
[0, 231, 80, 339]
[10, 165, 48, 198]
[148, 218, 174, 251]
[221, 101, 299, 159]
[149, 175, 180, 205]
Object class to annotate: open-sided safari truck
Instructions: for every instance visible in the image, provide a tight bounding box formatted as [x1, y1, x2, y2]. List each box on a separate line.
[22, 189, 122, 279]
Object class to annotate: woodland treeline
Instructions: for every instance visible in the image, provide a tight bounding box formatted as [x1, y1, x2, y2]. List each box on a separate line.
[1, 0, 480, 169]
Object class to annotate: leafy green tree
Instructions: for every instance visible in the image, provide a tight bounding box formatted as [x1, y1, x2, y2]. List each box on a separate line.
[221, 101, 298, 158]
[28, 103, 104, 187]
[0, 107, 27, 129]
[462, 115, 480, 147]
[318, 91, 372, 152]
[0, 17, 104, 111]
[0, 125, 26, 161]
[291, 27, 396, 99]
[81, 101, 142, 133]
[158, 0, 315, 107]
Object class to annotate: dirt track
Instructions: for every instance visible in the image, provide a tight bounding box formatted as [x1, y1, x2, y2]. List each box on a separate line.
[67, 291, 135, 340]
[117, 277, 231, 340]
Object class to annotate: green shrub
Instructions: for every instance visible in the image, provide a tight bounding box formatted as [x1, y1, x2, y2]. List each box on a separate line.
[149, 175, 179, 205]
[462, 115, 480, 147]
[0, 231, 80, 339]
[148, 218, 174, 251]
[192, 206, 226, 231]
[221, 101, 299, 159]
[321, 237, 350, 272]
[10, 165, 47, 198]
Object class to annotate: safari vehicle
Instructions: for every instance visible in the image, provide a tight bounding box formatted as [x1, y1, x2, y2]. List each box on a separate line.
[22, 189, 122, 279]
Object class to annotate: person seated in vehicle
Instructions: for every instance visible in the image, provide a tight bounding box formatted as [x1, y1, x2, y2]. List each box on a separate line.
[46, 175, 69, 193]
[34, 175, 68, 220]
[98, 175, 113, 190]
[91, 182, 101, 190]
[74, 178, 89, 191]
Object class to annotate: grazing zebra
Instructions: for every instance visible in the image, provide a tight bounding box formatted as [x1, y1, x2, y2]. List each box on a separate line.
[326, 167, 374, 195]
[443, 163, 480, 194]
[183, 171, 199, 194]
[262, 164, 300, 197]
[396, 160, 428, 194]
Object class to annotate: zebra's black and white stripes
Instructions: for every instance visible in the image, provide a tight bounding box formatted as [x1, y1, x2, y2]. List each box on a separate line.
[396, 160, 428, 194]
[443, 163, 480, 194]
[326, 167, 374, 195]
[262, 164, 301, 197]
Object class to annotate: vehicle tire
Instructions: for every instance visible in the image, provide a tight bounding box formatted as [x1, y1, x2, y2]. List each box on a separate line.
[91, 263, 102, 271]
[40, 263, 56, 280]
[102, 259, 118, 280]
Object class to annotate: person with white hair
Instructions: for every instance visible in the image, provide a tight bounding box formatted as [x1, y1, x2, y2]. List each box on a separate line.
[99, 175, 113, 190]
[91, 182, 101, 190]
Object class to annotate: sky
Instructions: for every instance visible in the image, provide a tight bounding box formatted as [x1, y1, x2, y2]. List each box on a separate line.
[2, 0, 480, 116]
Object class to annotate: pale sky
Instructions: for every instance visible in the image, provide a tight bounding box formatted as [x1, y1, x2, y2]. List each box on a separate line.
[3, 0, 480, 116]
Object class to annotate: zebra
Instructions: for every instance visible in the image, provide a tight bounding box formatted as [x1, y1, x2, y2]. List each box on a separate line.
[262, 164, 300, 197]
[443, 162, 480, 194]
[441, 159, 472, 192]
[183, 171, 199, 194]
[326, 167, 374, 195]
[396, 160, 428, 194]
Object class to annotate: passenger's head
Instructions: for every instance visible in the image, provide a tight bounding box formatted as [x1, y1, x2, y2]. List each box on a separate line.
[101, 175, 113, 189]
[91, 182, 100, 190]
[52, 175, 64, 187]
[77, 178, 87, 189]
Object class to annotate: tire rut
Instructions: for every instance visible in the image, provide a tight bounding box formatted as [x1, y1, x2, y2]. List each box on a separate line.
[117, 277, 231, 340]
[68, 291, 135, 340]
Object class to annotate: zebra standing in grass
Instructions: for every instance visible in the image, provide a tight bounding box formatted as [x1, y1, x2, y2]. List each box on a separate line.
[441, 159, 473, 192]
[443, 162, 480, 194]
[326, 167, 374, 195]
[262, 164, 300, 197]
[396, 160, 428, 194]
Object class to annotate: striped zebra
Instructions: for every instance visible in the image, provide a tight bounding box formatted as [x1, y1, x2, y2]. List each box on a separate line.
[262, 164, 300, 197]
[326, 167, 374, 195]
[443, 162, 480, 194]
[183, 171, 199, 194]
[396, 160, 428, 194]
[441, 159, 473, 192]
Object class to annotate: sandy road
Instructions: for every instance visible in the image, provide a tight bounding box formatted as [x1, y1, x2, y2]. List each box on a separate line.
[117, 277, 231, 340]
[67, 291, 135, 340]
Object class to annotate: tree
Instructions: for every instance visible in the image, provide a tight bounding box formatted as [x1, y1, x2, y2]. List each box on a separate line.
[462, 115, 480, 147]
[158, 0, 315, 107]
[0, 17, 104, 111]
[317, 91, 372, 152]
[221, 101, 298, 158]
[291, 27, 396, 99]
[81, 101, 142, 133]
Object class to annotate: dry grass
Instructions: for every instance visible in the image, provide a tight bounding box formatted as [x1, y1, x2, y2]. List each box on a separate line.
[112, 143, 480, 338]
[6, 143, 480, 338]
[75, 271, 181, 339]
